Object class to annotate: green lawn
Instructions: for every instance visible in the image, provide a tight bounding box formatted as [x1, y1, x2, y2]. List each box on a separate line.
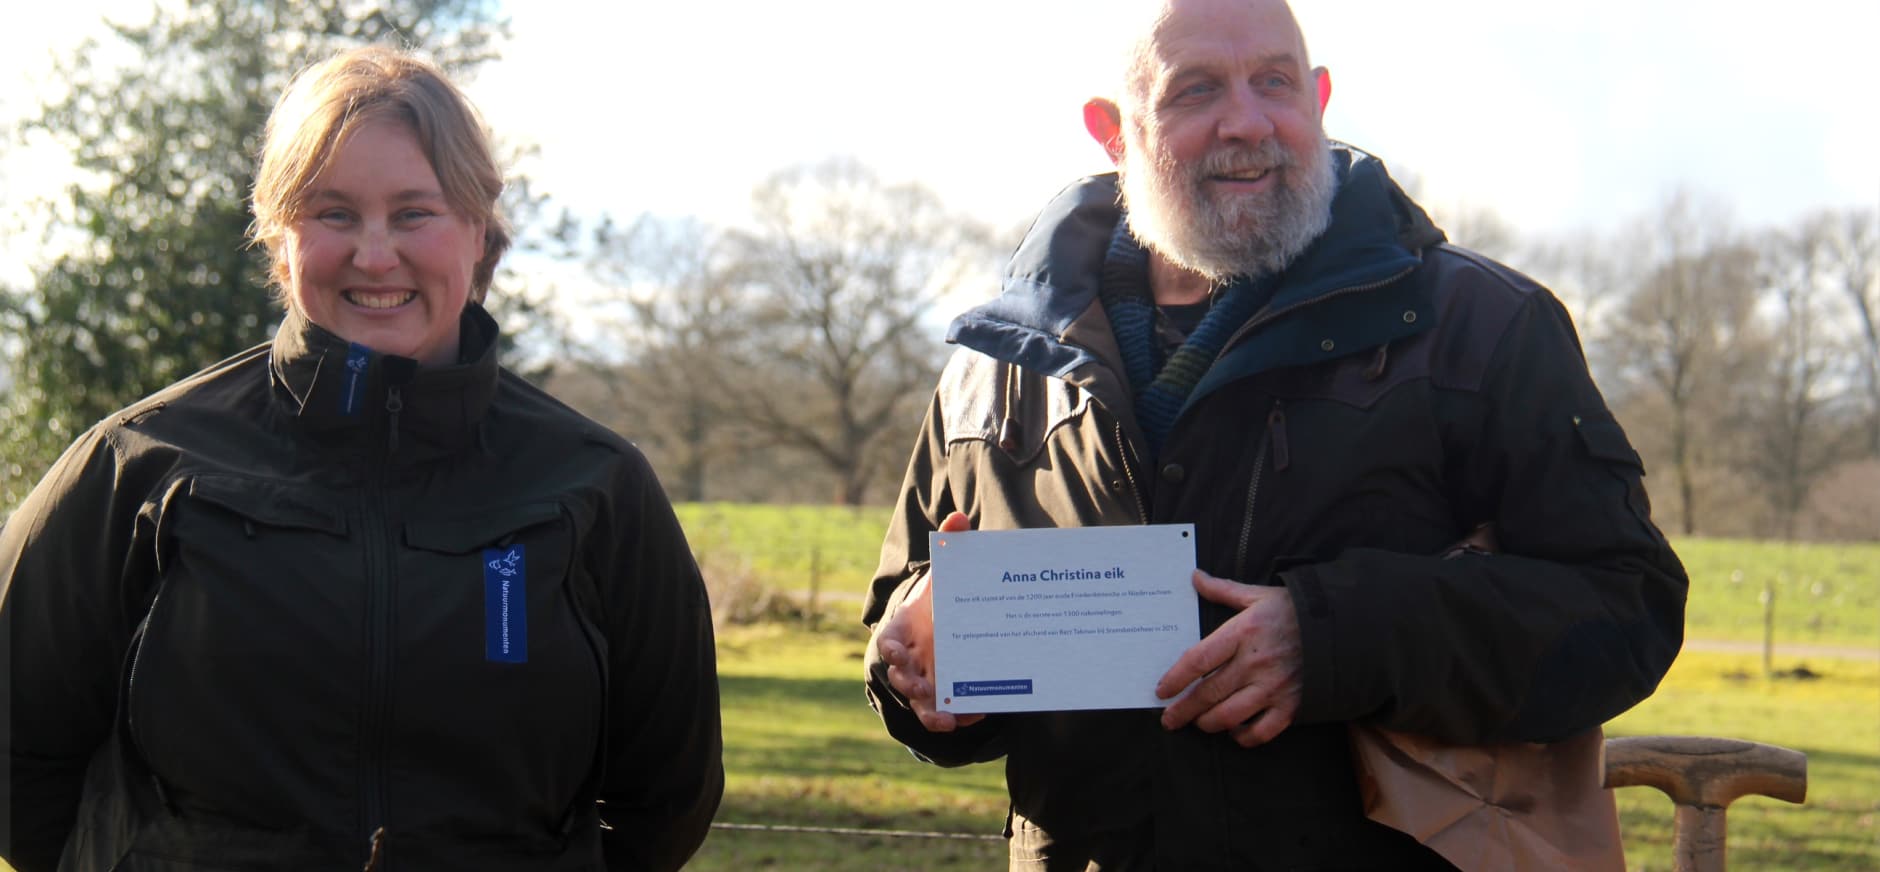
[1674, 538, 1880, 650]
[690, 623, 1006, 870]
[675, 503, 1880, 653]
[1606, 650, 1879, 870]
[695, 624, 1879, 871]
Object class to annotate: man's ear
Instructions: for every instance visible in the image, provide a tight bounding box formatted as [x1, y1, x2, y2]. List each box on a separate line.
[1314, 67, 1332, 114]
[1083, 98, 1125, 165]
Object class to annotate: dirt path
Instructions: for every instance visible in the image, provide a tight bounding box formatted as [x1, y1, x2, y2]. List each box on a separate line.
[1682, 638, 1880, 662]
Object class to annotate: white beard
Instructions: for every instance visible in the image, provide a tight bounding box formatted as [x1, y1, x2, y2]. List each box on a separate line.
[1120, 130, 1339, 282]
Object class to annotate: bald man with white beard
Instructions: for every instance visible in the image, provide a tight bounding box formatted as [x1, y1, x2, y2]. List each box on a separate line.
[863, 1, 1686, 869]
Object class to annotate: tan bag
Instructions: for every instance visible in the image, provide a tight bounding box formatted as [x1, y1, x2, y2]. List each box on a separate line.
[1350, 522, 1625, 871]
[1351, 724, 1625, 871]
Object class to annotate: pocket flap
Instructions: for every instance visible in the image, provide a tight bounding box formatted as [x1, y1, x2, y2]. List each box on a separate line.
[1573, 411, 1644, 470]
[404, 502, 564, 554]
[188, 474, 347, 535]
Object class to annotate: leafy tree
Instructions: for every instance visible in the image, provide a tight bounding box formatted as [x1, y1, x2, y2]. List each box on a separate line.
[0, 0, 507, 513]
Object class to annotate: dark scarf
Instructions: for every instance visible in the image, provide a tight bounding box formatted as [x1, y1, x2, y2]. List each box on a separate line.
[1098, 220, 1275, 456]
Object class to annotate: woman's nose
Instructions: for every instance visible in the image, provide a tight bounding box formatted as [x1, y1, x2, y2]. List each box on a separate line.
[352, 225, 399, 273]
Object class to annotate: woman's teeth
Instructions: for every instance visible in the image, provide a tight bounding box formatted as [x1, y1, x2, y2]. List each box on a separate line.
[344, 291, 417, 310]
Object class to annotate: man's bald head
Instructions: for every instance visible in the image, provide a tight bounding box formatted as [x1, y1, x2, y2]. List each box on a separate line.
[1088, 0, 1337, 282]
[1115, 0, 1313, 120]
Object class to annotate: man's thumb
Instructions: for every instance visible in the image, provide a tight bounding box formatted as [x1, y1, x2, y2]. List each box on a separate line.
[938, 511, 972, 533]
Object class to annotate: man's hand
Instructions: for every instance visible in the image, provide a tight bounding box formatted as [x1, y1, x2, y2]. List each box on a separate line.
[1155, 570, 1303, 748]
[875, 511, 986, 733]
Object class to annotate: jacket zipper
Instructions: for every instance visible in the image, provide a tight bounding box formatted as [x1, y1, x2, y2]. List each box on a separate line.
[562, 542, 612, 836]
[1232, 401, 1286, 582]
[1210, 271, 1408, 579]
[1111, 422, 1149, 524]
[360, 379, 405, 865]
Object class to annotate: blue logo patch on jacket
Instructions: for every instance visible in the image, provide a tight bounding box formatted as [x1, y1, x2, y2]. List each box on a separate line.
[342, 344, 370, 416]
[484, 545, 528, 663]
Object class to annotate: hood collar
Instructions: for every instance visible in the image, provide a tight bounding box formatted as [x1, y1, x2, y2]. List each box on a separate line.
[269, 304, 501, 460]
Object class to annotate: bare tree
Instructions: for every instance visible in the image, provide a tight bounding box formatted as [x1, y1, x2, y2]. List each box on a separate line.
[1822, 209, 1879, 456]
[574, 215, 754, 502]
[722, 158, 997, 505]
[1600, 192, 1761, 535]
[1742, 216, 1854, 539]
[1525, 228, 1639, 363]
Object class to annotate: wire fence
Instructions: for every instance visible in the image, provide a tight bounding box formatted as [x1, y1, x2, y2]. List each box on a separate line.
[710, 822, 1002, 842]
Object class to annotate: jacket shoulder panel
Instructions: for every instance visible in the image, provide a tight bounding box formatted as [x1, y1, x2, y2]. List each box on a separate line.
[1413, 243, 1560, 395]
[937, 349, 1092, 466]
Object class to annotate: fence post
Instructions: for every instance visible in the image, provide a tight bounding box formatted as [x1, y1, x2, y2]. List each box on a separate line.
[808, 544, 822, 629]
[1761, 576, 1776, 678]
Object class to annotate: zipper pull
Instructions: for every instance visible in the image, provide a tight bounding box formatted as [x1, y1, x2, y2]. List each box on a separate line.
[1267, 403, 1290, 472]
[385, 386, 403, 455]
[362, 826, 386, 872]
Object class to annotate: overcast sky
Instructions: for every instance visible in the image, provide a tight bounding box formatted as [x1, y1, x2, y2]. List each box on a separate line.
[5, 0, 1877, 290]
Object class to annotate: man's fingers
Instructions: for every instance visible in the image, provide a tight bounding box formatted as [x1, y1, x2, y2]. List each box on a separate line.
[1156, 634, 1231, 701]
[897, 510, 979, 736]
[1230, 699, 1298, 748]
[914, 708, 985, 733]
[1191, 681, 1273, 734]
[877, 635, 909, 668]
[1160, 657, 1254, 729]
[1191, 569, 1259, 608]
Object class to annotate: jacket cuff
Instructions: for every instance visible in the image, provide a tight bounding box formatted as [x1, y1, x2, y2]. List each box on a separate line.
[1281, 567, 1347, 727]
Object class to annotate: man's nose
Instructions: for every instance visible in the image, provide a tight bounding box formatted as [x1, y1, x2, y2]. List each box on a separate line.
[352, 224, 399, 273]
[1216, 84, 1276, 144]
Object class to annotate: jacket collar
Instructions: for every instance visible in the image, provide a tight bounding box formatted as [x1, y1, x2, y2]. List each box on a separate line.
[948, 145, 1445, 381]
[268, 304, 501, 461]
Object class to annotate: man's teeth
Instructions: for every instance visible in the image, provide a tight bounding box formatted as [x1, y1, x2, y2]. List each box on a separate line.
[345, 291, 416, 310]
[1219, 169, 1270, 181]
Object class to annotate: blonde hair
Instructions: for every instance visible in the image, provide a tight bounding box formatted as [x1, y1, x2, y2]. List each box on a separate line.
[250, 45, 510, 302]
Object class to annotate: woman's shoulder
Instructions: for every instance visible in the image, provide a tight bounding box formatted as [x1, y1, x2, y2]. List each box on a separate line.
[487, 368, 640, 458]
[96, 343, 274, 440]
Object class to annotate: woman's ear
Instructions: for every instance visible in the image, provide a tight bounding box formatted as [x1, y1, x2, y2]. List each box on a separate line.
[1083, 98, 1125, 165]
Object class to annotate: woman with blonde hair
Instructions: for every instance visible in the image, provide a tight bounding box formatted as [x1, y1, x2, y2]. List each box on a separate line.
[1, 46, 723, 872]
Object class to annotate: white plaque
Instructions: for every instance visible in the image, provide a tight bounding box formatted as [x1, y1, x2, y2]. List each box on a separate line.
[931, 524, 1199, 713]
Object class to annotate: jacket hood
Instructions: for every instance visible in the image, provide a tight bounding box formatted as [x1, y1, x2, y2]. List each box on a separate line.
[268, 303, 501, 461]
[949, 145, 1446, 382]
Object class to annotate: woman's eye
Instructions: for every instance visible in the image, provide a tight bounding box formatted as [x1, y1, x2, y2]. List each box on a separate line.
[316, 209, 354, 225]
[395, 208, 435, 224]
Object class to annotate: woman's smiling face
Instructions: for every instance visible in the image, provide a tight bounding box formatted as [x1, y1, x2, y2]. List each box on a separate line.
[285, 118, 485, 365]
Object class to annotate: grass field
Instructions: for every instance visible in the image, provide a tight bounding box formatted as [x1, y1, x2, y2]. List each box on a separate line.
[678, 502, 1880, 651]
[677, 503, 1878, 869]
[694, 623, 1880, 871]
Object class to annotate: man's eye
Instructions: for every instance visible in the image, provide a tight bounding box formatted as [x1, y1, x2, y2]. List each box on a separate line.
[1173, 82, 1215, 102]
[1259, 74, 1291, 91]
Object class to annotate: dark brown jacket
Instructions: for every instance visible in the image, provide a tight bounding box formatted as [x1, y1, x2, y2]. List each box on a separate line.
[2, 306, 723, 872]
[863, 152, 1685, 870]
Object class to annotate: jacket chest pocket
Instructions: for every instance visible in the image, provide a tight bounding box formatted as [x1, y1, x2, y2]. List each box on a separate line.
[397, 502, 608, 815]
[399, 502, 596, 665]
[132, 474, 357, 813]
